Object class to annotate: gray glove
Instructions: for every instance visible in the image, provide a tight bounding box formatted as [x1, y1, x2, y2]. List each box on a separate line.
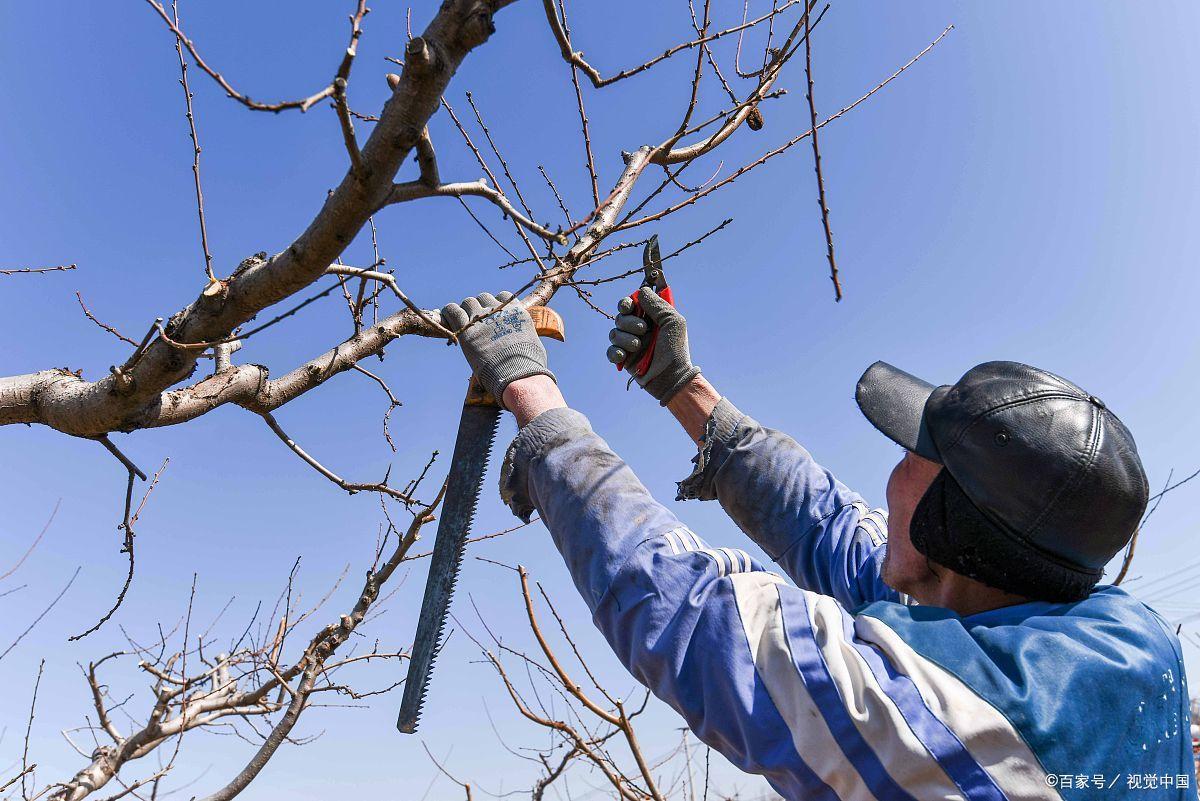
[442, 291, 554, 405]
[605, 286, 700, 404]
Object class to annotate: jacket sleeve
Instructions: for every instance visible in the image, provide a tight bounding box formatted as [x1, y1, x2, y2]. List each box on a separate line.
[677, 398, 900, 609]
[499, 408, 1049, 801]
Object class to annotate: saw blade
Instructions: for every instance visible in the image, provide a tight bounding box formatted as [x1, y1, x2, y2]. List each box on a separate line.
[396, 401, 501, 734]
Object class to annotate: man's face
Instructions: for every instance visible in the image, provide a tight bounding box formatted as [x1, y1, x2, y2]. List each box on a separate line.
[881, 450, 944, 597]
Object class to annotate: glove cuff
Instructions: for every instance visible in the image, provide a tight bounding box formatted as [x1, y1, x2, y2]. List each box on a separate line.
[656, 365, 702, 406]
[496, 369, 557, 410]
[477, 343, 556, 407]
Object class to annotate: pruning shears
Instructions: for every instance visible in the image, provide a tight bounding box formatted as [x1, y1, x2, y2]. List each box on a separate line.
[616, 234, 674, 377]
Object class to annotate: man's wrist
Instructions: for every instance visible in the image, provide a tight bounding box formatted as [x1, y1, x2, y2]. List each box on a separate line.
[503, 374, 567, 428]
[665, 375, 721, 445]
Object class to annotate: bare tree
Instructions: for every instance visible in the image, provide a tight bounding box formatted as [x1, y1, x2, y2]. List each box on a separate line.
[1, 0, 956, 798]
[465, 564, 667, 800]
[11, 467, 446, 801]
[0, 0, 949, 532]
[416, 562, 741, 800]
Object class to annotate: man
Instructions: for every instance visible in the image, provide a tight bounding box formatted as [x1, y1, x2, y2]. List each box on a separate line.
[441, 289, 1197, 800]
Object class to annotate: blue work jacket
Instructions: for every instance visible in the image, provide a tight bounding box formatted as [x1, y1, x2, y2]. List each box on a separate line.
[499, 399, 1198, 800]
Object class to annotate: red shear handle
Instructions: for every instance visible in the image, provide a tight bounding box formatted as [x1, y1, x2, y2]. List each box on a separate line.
[616, 285, 674, 377]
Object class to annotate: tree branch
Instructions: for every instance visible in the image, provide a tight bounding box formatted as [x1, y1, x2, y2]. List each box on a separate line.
[143, 0, 337, 113]
[619, 24, 955, 230]
[46, 477, 446, 801]
[76, 293, 138, 347]
[1, 0, 515, 437]
[259, 411, 418, 504]
[332, 78, 364, 175]
[539, 0, 804, 89]
[385, 179, 566, 243]
[0, 264, 76, 276]
[171, 0, 216, 283]
[801, 2, 842, 300]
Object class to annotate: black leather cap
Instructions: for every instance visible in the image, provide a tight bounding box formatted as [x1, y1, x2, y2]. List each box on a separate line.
[856, 360, 1149, 578]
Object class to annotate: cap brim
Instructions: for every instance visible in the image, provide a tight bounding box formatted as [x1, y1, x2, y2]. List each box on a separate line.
[855, 361, 942, 462]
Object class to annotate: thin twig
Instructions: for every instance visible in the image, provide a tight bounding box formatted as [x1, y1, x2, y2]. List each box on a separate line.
[538, 165, 573, 227]
[569, 219, 731, 287]
[437, 98, 552, 265]
[0, 568, 81, 662]
[96, 435, 149, 482]
[22, 660, 44, 801]
[553, 0, 600, 207]
[117, 318, 166, 375]
[1115, 465, 1200, 585]
[535, 583, 616, 706]
[143, 0, 336, 112]
[332, 1, 372, 177]
[465, 91, 534, 219]
[674, 0, 712, 138]
[734, 0, 754, 77]
[618, 24, 956, 230]
[260, 412, 417, 505]
[401, 519, 535, 562]
[352, 365, 401, 452]
[1147, 465, 1200, 504]
[761, 0, 783, 76]
[401, 450, 440, 503]
[358, 217, 384, 330]
[665, 160, 724, 194]
[133, 459, 170, 526]
[457, 198, 521, 261]
[686, 0, 737, 105]
[540, 0, 804, 88]
[422, 744, 474, 801]
[517, 567, 663, 800]
[155, 279, 347, 351]
[0, 766, 36, 794]
[385, 179, 565, 245]
[68, 450, 166, 641]
[1, 501, 60, 583]
[77, 293, 139, 347]
[653, 2, 827, 166]
[802, 2, 841, 301]
[1, 264, 77, 276]
[172, 0, 216, 283]
[323, 266, 453, 339]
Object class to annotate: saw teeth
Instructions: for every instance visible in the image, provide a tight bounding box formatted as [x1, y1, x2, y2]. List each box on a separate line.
[397, 407, 500, 734]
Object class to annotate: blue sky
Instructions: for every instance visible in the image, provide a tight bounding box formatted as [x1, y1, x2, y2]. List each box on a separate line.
[2, 1, 1199, 797]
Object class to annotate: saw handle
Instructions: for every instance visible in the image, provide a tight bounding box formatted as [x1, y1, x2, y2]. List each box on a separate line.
[467, 304, 566, 407]
[529, 305, 566, 342]
[616, 284, 674, 378]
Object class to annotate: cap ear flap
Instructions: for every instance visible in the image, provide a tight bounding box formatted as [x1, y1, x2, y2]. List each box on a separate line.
[910, 470, 1098, 603]
[909, 468, 946, 561]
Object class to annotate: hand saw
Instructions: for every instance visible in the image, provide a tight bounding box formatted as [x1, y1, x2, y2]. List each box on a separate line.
[397, 303, 565, 734]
